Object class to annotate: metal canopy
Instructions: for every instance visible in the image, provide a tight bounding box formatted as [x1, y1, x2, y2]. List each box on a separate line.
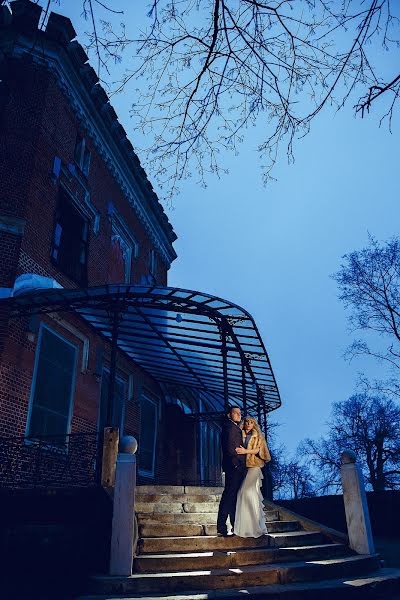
[1, 285, 281, 419]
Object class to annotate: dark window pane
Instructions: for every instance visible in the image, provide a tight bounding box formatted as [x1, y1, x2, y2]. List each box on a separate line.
[28, 328, 76, 438]
[29, 405, 69, 437]
[74, 136, 83, 165]
[82, 146, 91, 176]
[51, 190, 89, 285]
[140, 397, 157, 473]
[99, 370, 126, 431]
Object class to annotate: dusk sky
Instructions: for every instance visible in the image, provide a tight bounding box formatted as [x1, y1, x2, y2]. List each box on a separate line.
[45, 1, 399, 455]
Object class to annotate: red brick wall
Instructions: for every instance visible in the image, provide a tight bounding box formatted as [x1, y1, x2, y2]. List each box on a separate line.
[0, 55, 172, 482]
[0, 232, 22, 288]
[0, 58, 167, 289]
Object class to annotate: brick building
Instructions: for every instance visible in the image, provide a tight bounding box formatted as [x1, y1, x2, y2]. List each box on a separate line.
[0, 1, 280, 489]
[0, 0, 182, 483]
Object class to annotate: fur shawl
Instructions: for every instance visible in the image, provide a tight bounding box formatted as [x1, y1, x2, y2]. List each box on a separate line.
[242, 429, 271, 468]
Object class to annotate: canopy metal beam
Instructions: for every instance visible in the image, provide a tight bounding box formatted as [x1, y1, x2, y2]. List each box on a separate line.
[0, 285, 281, 419]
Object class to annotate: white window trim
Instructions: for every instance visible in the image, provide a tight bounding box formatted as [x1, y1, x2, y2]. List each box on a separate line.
[49, 312, 89, 373]
[59, 177, 100, 235]
[138, 393, 158, 478]
[25, 323, 78, 437]
[74, 136, 91, 177]
[149, 248, 157, 277]
[108, 205, 139, 284]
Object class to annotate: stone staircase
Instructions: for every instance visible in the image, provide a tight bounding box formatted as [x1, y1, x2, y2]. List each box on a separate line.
[84, 485, 400, 599]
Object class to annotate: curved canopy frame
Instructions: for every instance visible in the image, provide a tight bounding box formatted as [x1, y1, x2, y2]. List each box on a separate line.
[0, 284, 281, 422]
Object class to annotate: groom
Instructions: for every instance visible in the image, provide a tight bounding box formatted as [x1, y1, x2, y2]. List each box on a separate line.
[217, 406, 247, 536]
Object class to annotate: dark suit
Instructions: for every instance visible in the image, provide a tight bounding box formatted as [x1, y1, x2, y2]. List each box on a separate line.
[217, 417, 247, 534]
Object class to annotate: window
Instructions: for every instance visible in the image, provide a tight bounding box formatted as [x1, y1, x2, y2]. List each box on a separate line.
[149, 249, 157, 281]
[201, 422, 222, 484]
[27, 325, 77, 438]
[74, 135, 91, 177]
[107, 204, 138, 284]
[51, 188, 89, 286]
[98, 369, 127, 433]
[138, 395, 158, 477]
[108, 229, 132, 284]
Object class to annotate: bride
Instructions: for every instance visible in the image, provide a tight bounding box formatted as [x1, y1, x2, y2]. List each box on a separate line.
[233, 416, 271, 538]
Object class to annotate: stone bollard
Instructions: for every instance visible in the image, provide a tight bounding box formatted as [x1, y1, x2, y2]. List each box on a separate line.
[109, 435, 138, 576]
[340, 449, 375, 555]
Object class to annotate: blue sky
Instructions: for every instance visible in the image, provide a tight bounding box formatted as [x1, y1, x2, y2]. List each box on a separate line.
[45, 1, 399, 454]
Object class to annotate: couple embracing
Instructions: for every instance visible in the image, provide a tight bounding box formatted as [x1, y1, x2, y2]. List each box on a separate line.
[217, 406, 271, 538]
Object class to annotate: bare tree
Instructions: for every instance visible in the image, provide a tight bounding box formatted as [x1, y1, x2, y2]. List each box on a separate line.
[264, 421, 315, 500]
[127, 0, 400, 197]
[282, 460, 315, 500]
[333, 235, 400, 397]
[4, 1, 399, 198]
[301, 393, 400, 493]
[268, 441, 288, 497]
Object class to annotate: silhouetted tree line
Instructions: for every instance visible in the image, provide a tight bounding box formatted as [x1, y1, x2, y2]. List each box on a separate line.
[271, 236, 400, 499]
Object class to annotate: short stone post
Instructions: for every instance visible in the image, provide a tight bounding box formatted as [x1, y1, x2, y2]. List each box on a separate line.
[340, 449, 375, 555]
[101, 427, 119, 489]
[109, 435, 138, 576]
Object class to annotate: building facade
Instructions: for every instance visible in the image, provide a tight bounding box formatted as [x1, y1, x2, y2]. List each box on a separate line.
[0, 2, 282, 493]
[0, 0, 223, 485]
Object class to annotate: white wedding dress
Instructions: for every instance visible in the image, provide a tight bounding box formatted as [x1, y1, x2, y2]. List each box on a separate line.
[234, 466, 268, 538]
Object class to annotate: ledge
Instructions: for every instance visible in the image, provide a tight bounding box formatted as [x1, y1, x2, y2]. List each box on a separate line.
[264, 499, 348, 545]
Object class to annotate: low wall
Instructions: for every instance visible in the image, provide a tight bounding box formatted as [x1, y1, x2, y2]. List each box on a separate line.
[279, 490, 400, 538]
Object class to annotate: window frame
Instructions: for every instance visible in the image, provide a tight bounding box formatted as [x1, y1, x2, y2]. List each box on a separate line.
[149, 248, 157, 281]
[108, 207, 138, 284]
[74, 135, 91, 177]
[25, 323, 78, 439]
[97, 367, 128, 434]
[50, 188, 90, 287]
[138, 393, 158, 478]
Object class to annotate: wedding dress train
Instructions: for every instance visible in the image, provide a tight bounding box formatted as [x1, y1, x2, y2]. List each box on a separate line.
[233, 466, 268, 538]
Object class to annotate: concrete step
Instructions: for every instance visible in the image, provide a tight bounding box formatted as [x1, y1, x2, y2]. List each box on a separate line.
[137, 512, 218, 525]
[139, 524, 205, 538]
[184, 486, 224, 495]
[140, 522, 281, 538]
[136, 494, 221, 504]
[139, 534, 272, 554]
[136, 501, 220, 515]
[196, 524, 300, 536]
[134, 543, 351, 573]
[183, 502, 219, 514]
[136, 486, 224, 495]
[266, 521, 300, 534]
[136, 503, 185, 514]
[79, 567, 400, 599]
[265, 510, 280, 522]
[268, 531, 326, 548]
[89, 555, 379, 595]
[136, 486, 185, 495]
[137, 512, 279, 526]
[139, 531, 325, 554]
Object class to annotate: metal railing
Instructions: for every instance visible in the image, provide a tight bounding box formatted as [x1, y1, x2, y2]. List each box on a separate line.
[0, 432, 100, 489]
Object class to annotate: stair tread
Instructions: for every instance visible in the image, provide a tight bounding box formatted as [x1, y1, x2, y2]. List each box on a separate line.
[79, 568, 400, 599]
[97, 554, 376, 580]
[137, 544, 345, 560]
[267, 530, 315, 537]
[140, 531, 316, 542]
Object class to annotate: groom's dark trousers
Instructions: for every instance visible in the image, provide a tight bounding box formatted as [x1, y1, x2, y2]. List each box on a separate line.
[217, 417, 246, 534]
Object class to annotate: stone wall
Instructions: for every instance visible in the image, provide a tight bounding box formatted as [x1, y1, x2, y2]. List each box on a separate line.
[279, 491, 400, 538]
